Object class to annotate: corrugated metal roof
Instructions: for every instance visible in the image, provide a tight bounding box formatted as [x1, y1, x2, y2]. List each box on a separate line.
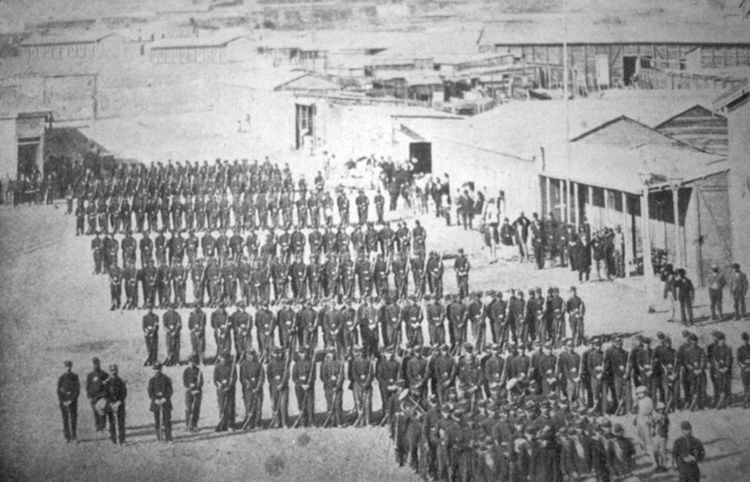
[150, 29, 253, 49]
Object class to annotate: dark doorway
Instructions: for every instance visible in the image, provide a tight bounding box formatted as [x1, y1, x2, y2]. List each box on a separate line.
[409, 142, 432, 174]
[18, 140, 39, 178]
[623, 56, 638, 86]
[295, 103, 315, 150]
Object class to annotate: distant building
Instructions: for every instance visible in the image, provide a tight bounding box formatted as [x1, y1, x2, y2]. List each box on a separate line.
[714, 80, 750, 276]
[478, 17, 750, 90]
[18, 32, 133, 61]
[149, 31, 254, 63]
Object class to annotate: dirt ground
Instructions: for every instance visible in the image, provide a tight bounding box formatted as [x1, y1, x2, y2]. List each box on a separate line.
[1, 202, 749, 482]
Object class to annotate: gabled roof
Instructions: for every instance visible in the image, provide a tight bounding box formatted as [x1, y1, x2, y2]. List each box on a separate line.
[20, 31, 130, 47]
[570, 115, 696, 149]
[274, 73, 340, 92]
[714, 79, 750, 111]
[150, 29, 252, 49]
[654, 104, 725, 129]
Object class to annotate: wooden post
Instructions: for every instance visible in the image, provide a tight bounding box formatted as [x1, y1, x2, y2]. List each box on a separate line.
[669, 179, 683, 269]
[545, 176, 551, 218]
[603, 188, 609, 226]
[587, 184, 594, 227]
[622, 191, 631, 278]
[641, 188, 653, 279]
[573, 182, 580, 229]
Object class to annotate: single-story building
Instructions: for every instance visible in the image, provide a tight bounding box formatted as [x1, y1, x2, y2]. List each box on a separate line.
[149, 30, 254, 63]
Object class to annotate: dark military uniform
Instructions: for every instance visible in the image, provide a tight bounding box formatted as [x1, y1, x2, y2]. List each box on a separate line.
[239, 354, 264, 430]
[57, 366, 80, 442]
[214, 357, 237, 431]
[104, 372, 127, 445]
[183, 363, 203, 431]
[147, 368, 173, 442]
[142, 310, 159, 366]
[163, 308, 182, 366]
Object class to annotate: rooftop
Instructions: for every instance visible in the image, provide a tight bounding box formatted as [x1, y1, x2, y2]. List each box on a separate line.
[20, 30, 131, 46]
[150, 28, 253, 49]
[479, 16, 750, 46]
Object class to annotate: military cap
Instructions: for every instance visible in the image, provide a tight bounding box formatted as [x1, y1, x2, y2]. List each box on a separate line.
[219, 301, 227, 308]
[689, 333, 698, 342]
[680, 421, 692, 430]
[236, 300, 245, 308]
[153, 362, 163, 370]
[613, 423, 625, 434]
[711, 330, 725, 340]
[64, 360, 73, 367]
[171, 301, 179, 309]
[109, 364, 118, 371]
[732, 263, 740, 269]
[743, 332, 749, 342]
[656, 331, 665, 340]
[599, 418, 612, 428]
[194, 300, 203, 308]
[92, 357, 101, 365]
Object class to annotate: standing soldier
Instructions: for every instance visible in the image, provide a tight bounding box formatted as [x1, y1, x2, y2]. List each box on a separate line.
[381, 296, 401, 349]
[183, 354, 203, 432]
[231, 301, 252, 358]
[210, 303, 229, 359]
[374, 189, 385, 224]
[557, 339, 581, 404]
[239, 349, 264, 431]
[140, 231, 153, 268]
[565, 286, 585, 346]
[356, 189, 369, 225]
[109, 262, 123, 311]
[57, 360, 80, 443]
[214, 352, 237, 432]
[675, 269, 695, 325]
[426, 295, 446, 346]
[448, 295, 467, 353]
[685, 333, 706, 411]
[376, 347, 401, 425]
[729, 263, 748, 320]
[321, 350, 345, 427]
[122, 261, 139, 310]
[186, 302, 205, 364]
[171, 259, 187, 307]
[163, 303, 182, 366]
[104, 364, 127, 445]
[487, 291, 507, 346]
[141, 259, 158, 307]
[530, 214, 545, 269]
[587, 337, 605, 413]
[392, 253, 409, 300]
[738, 332, 750, 408]
[190, 258, 205, 306]
[403, 296, 423, 348]
[426, 251, 444, 298]
[86, 357, 109, 432]
[453, 249, 470, 299]
[603, 337, 628, 415]
[205, 258, 221, 307]
[268, 347, 290, 429]
[156, 260, 172, 309]
[147, 363, 173, 442]
[142, 304, 159, 366]
[351, 346, 374, 427]
[256, 302, 275, 360]
[91, 232, 103, 274]
[292, 345, 316, 427]
[276, 300, 296, 350]
[709, 331, 732, 409]
[482, 344, 505, 400]
[466, 292, 485, 351]
[672, 421, 705, 482]
[707, 264, 726, 321]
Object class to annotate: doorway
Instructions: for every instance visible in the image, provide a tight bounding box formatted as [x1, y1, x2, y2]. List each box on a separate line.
[409, 142, 432, 174]
[295, 103, 315, 151]
[623, 56, 638, 86]
[18, 139, 40, 178]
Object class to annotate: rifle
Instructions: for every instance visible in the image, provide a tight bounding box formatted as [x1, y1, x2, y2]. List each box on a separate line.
[240, 362, 265, 431]
[616, 348, 633, 415]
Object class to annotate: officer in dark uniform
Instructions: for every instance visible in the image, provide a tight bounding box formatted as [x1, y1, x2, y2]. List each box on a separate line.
[86, 357, 109, 432]
[104, 364, 127, 445]
[426, 295, 446, 346]
[57, 360, 80, 443]
[351, 346, 374, 427]
[91, 232, 103, 274]
[239, 349, 264, 430]
[230, 301, 252, 357]
[433, 344, 457, 405]
[709, 331, 732, 409]
[738, 332, 750, 408]
[672, 421, 705, 482]
[147, 363, 173, 442]
[183, 354, 203, 432]
[142, 304, 159, 366]
[211, 302, 231, 360]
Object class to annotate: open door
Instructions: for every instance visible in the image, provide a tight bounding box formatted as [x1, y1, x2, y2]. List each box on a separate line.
[295, 103, 316, 151]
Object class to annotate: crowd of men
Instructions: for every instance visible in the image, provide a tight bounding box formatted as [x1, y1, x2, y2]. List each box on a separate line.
[59, 322, 747, 481]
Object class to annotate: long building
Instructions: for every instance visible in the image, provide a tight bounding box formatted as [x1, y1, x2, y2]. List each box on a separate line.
[477, 16, 750, 90]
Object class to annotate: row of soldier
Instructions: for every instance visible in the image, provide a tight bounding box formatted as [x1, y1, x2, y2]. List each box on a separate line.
[139, 284, 586, 375]
[73, 186, 392, 236]
[92, 220, 427, 273]
[57, 353, 712, 482]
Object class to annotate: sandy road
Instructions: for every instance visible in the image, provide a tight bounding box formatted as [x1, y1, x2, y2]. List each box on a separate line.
[1, 204, 749, 481]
